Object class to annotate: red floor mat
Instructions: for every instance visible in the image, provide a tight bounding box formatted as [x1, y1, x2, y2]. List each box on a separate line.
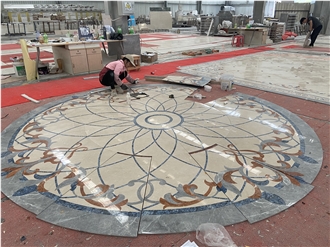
[0, 44, 21, 50]
[1, 47, 274, 107]
[282, 44, 330, 52]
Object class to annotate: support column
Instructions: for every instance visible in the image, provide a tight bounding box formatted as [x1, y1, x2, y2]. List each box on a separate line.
[196, 1, 202, 14]
[104, 1, 111, 16]
[253, 1, 265, 24]
[313, 1, 330, 34]
[104, 1, 129, 34]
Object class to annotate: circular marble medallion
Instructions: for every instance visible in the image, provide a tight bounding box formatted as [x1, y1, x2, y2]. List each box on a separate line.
[1, 85, 323, 237]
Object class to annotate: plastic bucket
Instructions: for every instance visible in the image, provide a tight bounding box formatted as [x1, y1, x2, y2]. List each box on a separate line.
[13, 62, 26, 76]
[220, 74, 234, 91]
[221, 81, 229, 91]
[204, 85, 212, 92]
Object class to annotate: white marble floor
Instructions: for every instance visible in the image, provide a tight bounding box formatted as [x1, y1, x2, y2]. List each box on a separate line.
[179, 49, 330, 104]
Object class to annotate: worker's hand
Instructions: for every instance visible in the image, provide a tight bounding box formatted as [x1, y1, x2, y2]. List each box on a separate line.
[132, 79, 139, 84]
[120, 84, 129, 91]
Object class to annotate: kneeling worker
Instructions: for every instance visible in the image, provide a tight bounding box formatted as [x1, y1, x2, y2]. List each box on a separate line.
[99, 55, 139, 94]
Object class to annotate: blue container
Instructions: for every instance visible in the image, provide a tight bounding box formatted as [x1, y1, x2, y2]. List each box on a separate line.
[128, 15, 136, 26]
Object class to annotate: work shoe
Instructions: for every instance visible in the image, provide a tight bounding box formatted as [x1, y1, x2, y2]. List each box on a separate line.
[115, 85, 125, 94]
[110, 89, 117, 97]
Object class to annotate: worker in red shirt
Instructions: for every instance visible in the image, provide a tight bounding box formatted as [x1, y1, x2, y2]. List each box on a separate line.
[99, 56, 139, 94]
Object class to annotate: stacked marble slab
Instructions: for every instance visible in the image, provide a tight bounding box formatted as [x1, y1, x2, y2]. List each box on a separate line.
[270, 22, 285, 43]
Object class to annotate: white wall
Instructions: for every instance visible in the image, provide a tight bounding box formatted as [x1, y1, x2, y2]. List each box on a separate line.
[133, 2, 164, 17]
[2, 1, 271, 20]
[264, 1, 276, 17]
[234, 5, 253, 16]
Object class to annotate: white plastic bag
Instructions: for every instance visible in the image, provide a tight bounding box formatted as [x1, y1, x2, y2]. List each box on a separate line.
[196, 223, 237, 247]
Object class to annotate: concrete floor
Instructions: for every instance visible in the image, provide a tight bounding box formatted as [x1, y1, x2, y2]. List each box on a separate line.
[1, 31, 329, 247]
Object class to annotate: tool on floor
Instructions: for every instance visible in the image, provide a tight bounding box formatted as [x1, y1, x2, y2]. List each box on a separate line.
[188, 94, 206, 99]
[303, 31, 311, 48]
[117, 91, 149, 103]
[130, 92, 149, 99]
[21, 94, 40, 103]
[118, 97, 140, 103]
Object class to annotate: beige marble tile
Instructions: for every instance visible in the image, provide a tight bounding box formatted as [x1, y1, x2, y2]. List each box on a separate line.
[53, 154, 152, 213]
[191, 147, 287, 203]
[142, 143, 228, 211]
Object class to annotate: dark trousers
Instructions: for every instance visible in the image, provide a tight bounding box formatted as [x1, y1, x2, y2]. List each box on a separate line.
[310, 25, 322, 46]
[101, 70, 127, 89]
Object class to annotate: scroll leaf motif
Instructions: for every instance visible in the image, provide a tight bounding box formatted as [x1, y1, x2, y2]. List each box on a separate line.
[262, 192, 286, 205]
[23, 168, 40, 176]
[273, 124, 295, 136]
[37, 171, 62, 192]
[278, 171, 302, 186]
[223, 170, 238, 184]
[160, 195, 202, 209]
[23, 122, 43, 138]
[243, 176, 262, 199]
[221, 180, 242, 196]
[64, 172, 76, 179]
[2, 167, 23, 178]
[3, 114, 121, 211]
[276, 160, 292, 169]
[183, 184, 198, 197]
[292, 155, 318, 164]
[160, 180, 218, 209]
[37, 181, 48, 192]
[13, 185, 38, 196]
[43, 106, 68, 116]
[78, 182, 128, 210]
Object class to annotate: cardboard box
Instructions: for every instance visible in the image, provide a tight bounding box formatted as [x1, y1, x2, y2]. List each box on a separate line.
[141, 52, 158, 63]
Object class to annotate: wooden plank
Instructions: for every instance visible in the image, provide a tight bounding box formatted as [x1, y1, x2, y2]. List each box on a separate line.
[21, 94, 40, 103]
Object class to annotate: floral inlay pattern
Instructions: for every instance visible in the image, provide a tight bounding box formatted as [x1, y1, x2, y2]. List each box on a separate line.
[1, 85, 322, 236]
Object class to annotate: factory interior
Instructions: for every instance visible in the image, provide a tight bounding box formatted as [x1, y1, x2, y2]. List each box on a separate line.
[1, 1, 329, 247]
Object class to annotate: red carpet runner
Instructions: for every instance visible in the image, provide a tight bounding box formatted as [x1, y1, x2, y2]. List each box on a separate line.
[1, 47, 273, 107]
[282, 44, 330, 52]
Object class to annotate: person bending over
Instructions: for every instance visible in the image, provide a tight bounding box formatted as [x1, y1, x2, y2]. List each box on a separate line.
[99, 56, 139, 94]
[300, 16, 323, 47]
